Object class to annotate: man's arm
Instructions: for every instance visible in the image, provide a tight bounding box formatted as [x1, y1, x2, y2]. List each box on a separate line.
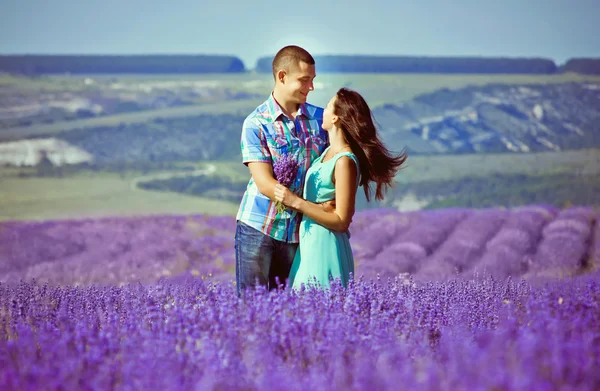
[247, 162, 278, 201]
[240, 118, 278, 200]
[242, 117, 335, 211]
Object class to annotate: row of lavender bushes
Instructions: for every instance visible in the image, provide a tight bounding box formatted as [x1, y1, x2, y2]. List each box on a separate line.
[1, 205, 598, 287]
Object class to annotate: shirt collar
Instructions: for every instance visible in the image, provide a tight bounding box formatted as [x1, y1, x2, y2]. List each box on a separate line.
[267, 93, 312, 121]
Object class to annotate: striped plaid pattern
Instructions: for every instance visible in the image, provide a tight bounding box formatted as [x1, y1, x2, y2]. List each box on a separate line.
[236, 93, 328, 243]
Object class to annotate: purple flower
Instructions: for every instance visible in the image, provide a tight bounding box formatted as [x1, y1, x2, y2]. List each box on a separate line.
[273, 152, 302, 214]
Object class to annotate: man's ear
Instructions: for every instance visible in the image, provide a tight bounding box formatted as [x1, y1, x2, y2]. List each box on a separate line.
[276, 69, 286, 84]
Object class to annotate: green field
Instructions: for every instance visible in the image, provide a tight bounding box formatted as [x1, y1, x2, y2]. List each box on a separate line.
[2, 148, 598, 221]
[0, 169, 239, 222]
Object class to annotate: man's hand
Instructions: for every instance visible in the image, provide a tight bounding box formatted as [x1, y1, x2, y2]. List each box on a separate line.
[320, 200, 336, 213]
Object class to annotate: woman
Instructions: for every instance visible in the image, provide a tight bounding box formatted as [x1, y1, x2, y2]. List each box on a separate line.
[274, 87, 407, 289]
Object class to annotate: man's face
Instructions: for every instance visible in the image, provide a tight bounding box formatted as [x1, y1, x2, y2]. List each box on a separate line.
[282, 61, 316, 105]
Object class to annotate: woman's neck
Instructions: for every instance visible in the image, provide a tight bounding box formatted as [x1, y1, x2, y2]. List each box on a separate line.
[328, 127, 351, 154]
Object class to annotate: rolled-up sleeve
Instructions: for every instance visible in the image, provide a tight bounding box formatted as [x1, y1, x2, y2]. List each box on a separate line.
[240, 118, 271, 165]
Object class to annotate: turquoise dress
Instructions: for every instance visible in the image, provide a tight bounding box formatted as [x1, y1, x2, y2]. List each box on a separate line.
[289, 147, 360, 290]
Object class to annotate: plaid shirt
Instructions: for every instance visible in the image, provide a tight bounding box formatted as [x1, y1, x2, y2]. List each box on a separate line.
[236, 93, 328, 243]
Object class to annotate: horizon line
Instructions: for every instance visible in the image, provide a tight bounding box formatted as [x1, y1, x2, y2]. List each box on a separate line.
[1, 53, 598, 68]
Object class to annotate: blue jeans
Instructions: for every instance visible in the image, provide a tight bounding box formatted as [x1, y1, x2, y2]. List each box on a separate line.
[235, 221, 298, 295]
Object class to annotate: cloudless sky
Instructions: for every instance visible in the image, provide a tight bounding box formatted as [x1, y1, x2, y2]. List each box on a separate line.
[1, 0, 599, 69]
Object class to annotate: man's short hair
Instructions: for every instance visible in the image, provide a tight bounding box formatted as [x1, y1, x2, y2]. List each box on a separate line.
[272, 45, 315, 78]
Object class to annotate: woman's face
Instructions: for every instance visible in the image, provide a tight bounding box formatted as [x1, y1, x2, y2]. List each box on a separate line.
[322, 95, 338, 131]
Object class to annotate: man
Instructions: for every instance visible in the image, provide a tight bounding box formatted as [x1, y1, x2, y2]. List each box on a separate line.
[235, 45, 330, 294]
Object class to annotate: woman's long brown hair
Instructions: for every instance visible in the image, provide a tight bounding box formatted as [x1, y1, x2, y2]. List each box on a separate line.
[334, 87, 407, 202]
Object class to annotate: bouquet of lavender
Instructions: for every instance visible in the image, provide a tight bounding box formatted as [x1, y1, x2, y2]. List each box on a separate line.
[273, 152, 302, 214]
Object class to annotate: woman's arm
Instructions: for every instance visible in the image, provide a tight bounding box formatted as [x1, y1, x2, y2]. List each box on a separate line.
[274, 156, 357, 232]
[249, 161, 337, 213]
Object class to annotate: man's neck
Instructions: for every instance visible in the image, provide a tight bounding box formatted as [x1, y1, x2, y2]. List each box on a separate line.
[272, 90, 300, 119]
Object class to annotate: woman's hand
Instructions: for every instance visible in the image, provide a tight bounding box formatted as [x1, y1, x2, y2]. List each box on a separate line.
[274, 184, 302, 210]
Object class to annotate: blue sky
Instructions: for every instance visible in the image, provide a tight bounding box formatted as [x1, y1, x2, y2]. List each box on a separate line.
[1, 0, 599, 69]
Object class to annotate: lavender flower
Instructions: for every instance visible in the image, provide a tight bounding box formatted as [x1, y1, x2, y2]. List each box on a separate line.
[2, 273, 600, 390]
[273, 152, 302, 214]
[1, 206, 600, 389]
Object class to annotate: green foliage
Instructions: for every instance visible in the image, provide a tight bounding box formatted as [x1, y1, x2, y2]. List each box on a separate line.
[35, 152, 60, 177]
[138, 174, 247, 203]
[398, 173, 600, 209]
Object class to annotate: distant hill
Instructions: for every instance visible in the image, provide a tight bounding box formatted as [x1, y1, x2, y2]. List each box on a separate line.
[0, 55, 246, 74]
[373, 82, 600, 154]
[50, 113, 246, 164]
[560, 58, 600, 75]
[256, 55, 559, 74]
[8, 82, 600, 164]
[256, 55, 600, 75]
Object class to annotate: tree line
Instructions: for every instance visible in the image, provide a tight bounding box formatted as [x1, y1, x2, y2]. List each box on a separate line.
[256, 56, 600, 75]
[134, 172, 600, 211]
[1, 55, 598, 75]
[0, 55, 245, 74]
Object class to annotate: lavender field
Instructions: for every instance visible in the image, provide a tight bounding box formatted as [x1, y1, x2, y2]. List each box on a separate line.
[1, 205, 600, 390]
[1, 205, 599, 286]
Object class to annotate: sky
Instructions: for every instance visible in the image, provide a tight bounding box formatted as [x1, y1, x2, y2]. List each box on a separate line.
[1, 0, 599, 70]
